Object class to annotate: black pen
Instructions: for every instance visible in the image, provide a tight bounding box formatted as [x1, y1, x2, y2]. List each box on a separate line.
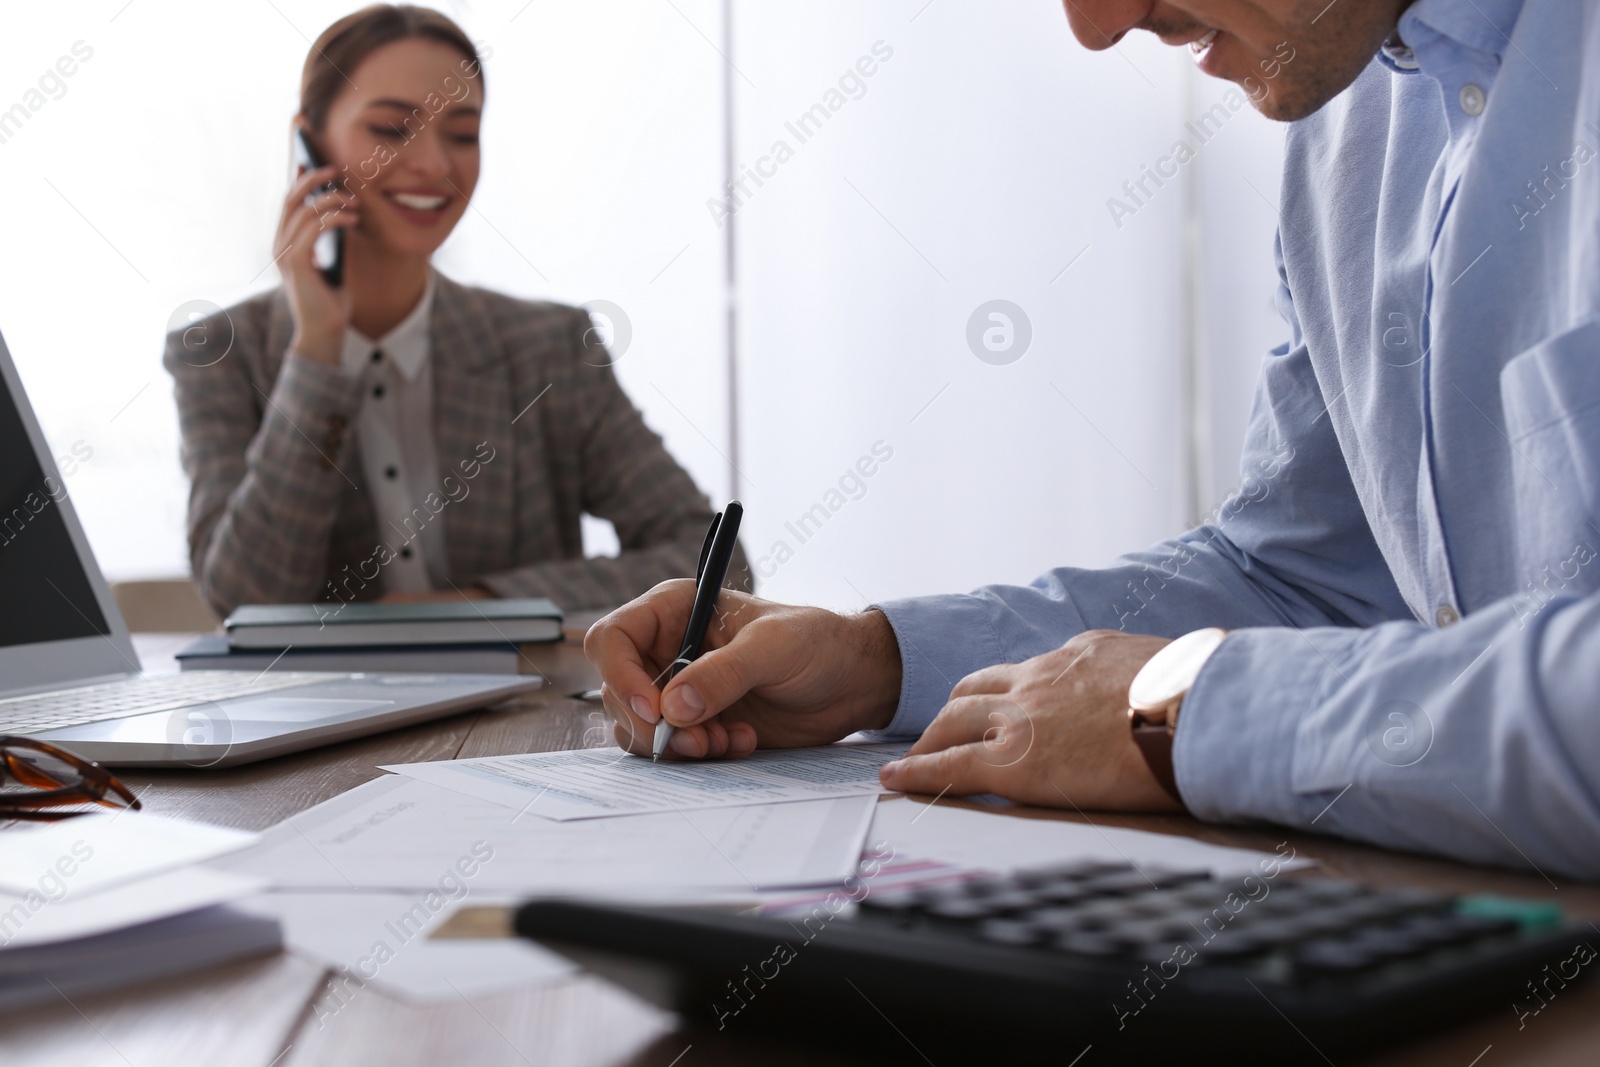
[653, 501, 743, 760]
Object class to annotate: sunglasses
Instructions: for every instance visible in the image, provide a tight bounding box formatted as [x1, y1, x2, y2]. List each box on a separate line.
[0, 736, 141, 821]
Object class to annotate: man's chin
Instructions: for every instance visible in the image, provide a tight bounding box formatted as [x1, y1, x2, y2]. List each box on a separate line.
[1248, 90, 1309, 122]
[1241, 80, 1336, 123]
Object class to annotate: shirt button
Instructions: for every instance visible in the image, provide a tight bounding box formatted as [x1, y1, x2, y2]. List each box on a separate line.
[1435, 605, 1460, 627]
[384, 466, 398, 480]
[371, 348, 384, 364]
[400, 546, 413, 560]
[372, 384, 385, 399]
[1459, 84, 1486, 116]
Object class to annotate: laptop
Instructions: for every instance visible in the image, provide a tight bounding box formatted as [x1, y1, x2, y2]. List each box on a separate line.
[0, 328, 541, 768]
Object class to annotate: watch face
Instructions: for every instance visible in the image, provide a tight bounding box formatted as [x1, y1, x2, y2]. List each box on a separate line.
[1128, 627, 1228, 712]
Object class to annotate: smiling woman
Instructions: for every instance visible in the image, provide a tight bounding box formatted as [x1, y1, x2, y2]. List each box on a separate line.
[163, 4, 748, 617]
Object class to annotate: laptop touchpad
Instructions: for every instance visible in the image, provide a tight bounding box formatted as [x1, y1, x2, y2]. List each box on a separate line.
[39, 696, 399, 747]
[218, 696, 398, 724]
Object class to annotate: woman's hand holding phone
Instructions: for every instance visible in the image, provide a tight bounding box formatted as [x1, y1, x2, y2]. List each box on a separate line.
[276, 165, 358, 366]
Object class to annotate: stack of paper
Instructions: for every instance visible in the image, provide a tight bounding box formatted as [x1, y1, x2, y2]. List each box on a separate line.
[216, 774, 880, 894]
[211, 740, 1307, 1003]
[0, 813, 276, 1011]
[211, 748, 895, 1003]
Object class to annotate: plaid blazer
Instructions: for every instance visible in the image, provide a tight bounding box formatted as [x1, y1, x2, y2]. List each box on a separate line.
[165, 273, 750, 617]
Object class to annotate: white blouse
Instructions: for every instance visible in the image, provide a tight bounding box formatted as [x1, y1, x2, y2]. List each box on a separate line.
[338, 272, 447, 594]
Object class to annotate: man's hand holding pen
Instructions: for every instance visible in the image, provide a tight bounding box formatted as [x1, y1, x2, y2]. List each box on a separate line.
[586, 584, 901, 760]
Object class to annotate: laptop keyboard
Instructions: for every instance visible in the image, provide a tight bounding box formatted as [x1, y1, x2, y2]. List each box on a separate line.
[0, 671, 331, 734]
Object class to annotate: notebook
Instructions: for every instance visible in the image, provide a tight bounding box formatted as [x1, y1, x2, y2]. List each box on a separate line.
[224, 598, 563, 649]
[176, 634, 527, 675]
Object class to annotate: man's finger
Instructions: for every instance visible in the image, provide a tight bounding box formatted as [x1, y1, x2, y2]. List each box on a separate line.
[949, 662, 1015, 700]
[879, 743, 996, 797]
[666, 722, 713, 759]
[599, 683, 654, 750]
[659, 617, 796, 727]
[725, 722, 758, 758]
[702, 719, 730, 758]
[585, 581, 697, 724]
[661, 719, 756, 761]
[908, 695, 1034, 758]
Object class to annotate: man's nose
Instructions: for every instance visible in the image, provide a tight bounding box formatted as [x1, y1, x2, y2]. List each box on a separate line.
[1061, 0, 1152, 51]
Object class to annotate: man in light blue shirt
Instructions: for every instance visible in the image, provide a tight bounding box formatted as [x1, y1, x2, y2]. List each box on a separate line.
[587, 0, 1600, 880]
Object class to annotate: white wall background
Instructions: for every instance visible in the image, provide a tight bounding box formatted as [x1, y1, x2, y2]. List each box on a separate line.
[0, 0, 1289, 611]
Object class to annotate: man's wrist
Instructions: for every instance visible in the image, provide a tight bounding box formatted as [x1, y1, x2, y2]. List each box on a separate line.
[851, 608, 902, 733]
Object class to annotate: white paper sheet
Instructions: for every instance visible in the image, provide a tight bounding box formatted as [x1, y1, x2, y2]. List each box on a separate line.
[214, 774, 877, 894]
[381, 742, 909, 821]
[869, 797, 1309, 881]
[0, 811, 258, 897]
[237, 891, 576, 1003]
[0, 867, 265, 949]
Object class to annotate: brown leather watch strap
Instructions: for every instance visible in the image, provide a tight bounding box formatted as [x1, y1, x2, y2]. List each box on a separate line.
[1131, 722, 1182, 806]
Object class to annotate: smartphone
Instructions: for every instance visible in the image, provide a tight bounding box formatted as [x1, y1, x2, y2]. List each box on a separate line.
[291, 129, 345, 288]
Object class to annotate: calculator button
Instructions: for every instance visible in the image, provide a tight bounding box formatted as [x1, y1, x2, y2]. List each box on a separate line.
[1294, 940, 1380, 976]
[1017, 861, 1127, 886]
[1071, 902, 1136, 928]
[1295, 879, 1363, 904]
[858, 890, 923, 918]
[1079, 870, 1162, 896]
[1171, 886, 1229, 909]
[978, 918, 1047, 947]
[1371, 889, 1454, 915]
[1054, 932, 1128, 958]
[981, 891, 1046, 913]
[926, 898, 1002, 921]
[1452, 914, 1518, 939]
[1142, 870, 1211, 890]
[1340, 927, 1431, 963]
[1108, 919, 1187, 949]
[1034, 882, 1100, 905]
[1150, 919, 1203, 942]
[1390, 913, 1497, 951]
[1244, 917, 1329, 946]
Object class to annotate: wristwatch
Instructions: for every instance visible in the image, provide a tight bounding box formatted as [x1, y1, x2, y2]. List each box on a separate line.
[1127, 627, 1228, 805]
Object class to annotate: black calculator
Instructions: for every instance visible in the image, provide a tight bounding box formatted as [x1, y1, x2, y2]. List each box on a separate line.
[515, 860, 1589, 1064]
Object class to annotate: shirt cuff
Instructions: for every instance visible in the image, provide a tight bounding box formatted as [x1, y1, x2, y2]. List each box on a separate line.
[866, 593, 1009, 739]
[1173, 627, 1340, 825]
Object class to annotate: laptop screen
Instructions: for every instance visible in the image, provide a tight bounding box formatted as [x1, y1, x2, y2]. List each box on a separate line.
[0, 367, 110, 649]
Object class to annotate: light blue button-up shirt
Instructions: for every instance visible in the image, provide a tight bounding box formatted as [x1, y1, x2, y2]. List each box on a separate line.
[877, 0, 1600, 879]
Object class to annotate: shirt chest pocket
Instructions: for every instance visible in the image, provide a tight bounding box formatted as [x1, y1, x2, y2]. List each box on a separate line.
[1499, 318, 1600, 573]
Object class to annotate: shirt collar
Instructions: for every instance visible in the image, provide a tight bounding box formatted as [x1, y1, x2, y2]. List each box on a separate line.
[1377, 0, 1526, 75]
[340, 271, 436, 381]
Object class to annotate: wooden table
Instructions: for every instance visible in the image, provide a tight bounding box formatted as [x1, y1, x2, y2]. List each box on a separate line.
[5, 630, 1598, 1066]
